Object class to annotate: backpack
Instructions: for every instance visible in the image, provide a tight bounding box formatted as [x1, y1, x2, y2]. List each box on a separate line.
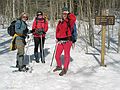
[35, 17, 46, 35]
[7, 20, 22, 36]
[71, 23, 77, 43]
[67, 21, 77, 43]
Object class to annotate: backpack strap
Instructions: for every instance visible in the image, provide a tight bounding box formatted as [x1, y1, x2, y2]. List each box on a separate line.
[17, 19, 22, 29]
[63, 20, 73, 41]
[35, 17, 46, 26]
[65, 18, 71, 36]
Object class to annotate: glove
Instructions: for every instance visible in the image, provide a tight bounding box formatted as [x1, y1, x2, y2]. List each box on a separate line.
[67, 13, 71, 20]
[23, 28, 29, 35]
[30, 29, 35, 33]
[36, 29, 46, 35]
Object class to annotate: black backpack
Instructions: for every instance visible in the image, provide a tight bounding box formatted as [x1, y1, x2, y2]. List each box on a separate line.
[7, 20, 22, 36]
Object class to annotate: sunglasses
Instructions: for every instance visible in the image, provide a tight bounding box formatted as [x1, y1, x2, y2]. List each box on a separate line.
[37, 14, 42, 16]
[63, 13, 68, 15]
[22, 16, 28, 18]
[22, 16, 28, 20]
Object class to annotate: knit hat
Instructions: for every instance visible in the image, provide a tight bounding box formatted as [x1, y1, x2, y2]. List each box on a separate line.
[62, 7, 69, 14]
[36, 11, 43, 16]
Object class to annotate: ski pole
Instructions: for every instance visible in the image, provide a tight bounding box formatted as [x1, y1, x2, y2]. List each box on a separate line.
[50, 44, 57, 67]
[28, 35, 36, 73]
[40, 35, 44, 62]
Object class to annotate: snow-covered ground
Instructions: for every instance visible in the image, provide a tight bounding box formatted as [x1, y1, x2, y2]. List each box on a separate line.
[0, 21, 120, 90]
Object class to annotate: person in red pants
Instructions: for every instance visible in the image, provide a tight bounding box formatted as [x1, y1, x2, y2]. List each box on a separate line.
[53, 7, 76, 76]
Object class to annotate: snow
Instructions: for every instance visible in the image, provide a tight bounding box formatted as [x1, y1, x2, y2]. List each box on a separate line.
[0, 21, 120, 90]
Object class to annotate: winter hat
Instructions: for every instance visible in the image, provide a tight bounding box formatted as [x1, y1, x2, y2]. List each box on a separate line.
[36, 11, 43, 16]
[62, 7, 69, 14]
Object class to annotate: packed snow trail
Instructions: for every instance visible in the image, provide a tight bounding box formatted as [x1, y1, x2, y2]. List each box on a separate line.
[0, 23, 120, 90]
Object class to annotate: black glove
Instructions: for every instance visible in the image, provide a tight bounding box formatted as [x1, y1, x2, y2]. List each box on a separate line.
[29, 29, 35, 33]
[36, 29, 46, 35]
[23, 28, 29, 35]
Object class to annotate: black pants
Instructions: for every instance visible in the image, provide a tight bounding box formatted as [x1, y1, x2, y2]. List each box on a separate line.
[34, 37, 45, 59]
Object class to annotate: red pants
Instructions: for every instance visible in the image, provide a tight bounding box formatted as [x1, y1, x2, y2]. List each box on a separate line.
[55, 41, 72, 70]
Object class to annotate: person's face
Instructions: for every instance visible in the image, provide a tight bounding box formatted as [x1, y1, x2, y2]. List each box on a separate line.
[37, 13, 43, 18]
[62, 13, 68, 20]
[22, 14, 28, 21]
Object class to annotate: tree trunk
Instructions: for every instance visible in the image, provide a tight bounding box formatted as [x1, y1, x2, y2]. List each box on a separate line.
[69, 0, 72, 12]
[36, 0, 38, 10]
[50, 0, 54, 28]
[12, 0, 15, 19]
[87, 0, 94, 47]
[23, 0, 26, 12]
[118, 25, 120, 53]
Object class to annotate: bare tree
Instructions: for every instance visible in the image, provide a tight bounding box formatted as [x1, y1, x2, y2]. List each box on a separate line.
[12, 0, 15, 19]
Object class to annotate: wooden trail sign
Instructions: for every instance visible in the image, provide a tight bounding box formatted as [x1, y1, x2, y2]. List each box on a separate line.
[95, 16, 115, 25]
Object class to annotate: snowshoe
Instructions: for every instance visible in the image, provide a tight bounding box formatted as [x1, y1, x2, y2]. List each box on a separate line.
[18, 65, 29, 72]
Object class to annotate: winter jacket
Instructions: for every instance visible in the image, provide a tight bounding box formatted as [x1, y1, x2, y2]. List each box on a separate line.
[32, 17, 48, 38]
[56, 13, 76, 41]
[15, 20, 28, 40]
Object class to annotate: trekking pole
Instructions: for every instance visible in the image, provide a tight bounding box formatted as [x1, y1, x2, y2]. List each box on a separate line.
[47, 44, 57, 73]
[50, 43, 57, 67]
[40, 35, 44, 63]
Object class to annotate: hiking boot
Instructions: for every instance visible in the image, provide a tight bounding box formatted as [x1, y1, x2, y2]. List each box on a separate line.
[41, 60, 45, 63]
[36, 60, 40, 63]
[59, 68, 67, 76]
[18, 67, 23, 72]
[41, 58, 45, 63]
[35, 57, 39, 63]
[16, 64, 19, 68]
[53, 66, 62, 72]
[34, 52, 39, 63]
[16, 60, 19, 68]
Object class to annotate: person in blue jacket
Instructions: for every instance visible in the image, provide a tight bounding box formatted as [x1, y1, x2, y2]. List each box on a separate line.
[15, 12, 29, 71]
